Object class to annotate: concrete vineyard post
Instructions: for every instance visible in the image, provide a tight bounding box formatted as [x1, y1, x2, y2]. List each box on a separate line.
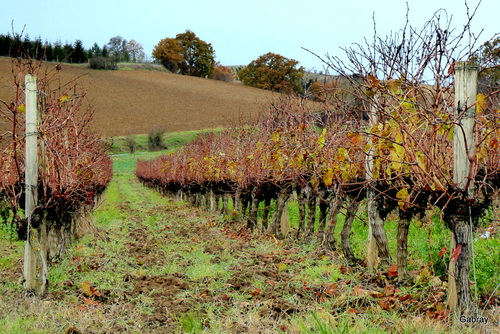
[23, 74, 48, 296]
[448, 61, 478, 312]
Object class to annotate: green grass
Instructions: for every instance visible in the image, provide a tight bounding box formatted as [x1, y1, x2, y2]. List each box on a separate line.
[107, 128, 223, 155]
[0, 134, 497, 333]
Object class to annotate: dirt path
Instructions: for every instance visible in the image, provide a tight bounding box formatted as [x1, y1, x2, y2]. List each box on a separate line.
[98, 157, 317, 332]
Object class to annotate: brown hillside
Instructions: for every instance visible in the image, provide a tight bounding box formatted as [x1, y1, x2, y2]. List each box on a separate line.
[0, 57, 276, 137]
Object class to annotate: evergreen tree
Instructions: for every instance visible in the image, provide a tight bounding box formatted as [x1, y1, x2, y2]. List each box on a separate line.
[73, 40, 86, 63]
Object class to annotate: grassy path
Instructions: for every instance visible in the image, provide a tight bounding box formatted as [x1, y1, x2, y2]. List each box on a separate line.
[0, 152, 498, 333]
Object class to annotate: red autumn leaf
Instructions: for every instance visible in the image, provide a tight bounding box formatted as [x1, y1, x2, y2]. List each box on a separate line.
[489, 138, 499, 149]
[387, 264, 398, 278]
[450, 244, 462, 261]
[438, 246, 447, 258]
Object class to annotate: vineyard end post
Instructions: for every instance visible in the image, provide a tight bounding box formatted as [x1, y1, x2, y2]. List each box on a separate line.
[23, 74, 48, 296]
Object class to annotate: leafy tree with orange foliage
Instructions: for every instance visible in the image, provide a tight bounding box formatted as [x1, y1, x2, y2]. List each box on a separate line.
[152, 37, 184, 73]
[238, 52, 304, 94]
[153, 30, 215, 78]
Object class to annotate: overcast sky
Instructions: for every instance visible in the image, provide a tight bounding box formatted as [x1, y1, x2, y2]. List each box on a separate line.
[1, 0, 498, 70]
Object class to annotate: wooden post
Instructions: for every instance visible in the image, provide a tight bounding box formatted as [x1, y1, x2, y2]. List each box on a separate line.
[448, 61, 478, 312]
[23, 74, 48, 296]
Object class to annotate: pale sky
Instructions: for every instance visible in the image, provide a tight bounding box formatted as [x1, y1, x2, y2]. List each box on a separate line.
[1, 0, 498, 71]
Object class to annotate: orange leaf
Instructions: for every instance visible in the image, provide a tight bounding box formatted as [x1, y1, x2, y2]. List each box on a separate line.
[77, 305, 87, 312]
[387, 264, 398, 278]
[438, 247, 447, 258]
[347, 308, 359, 314]
[368, 74, 381, 88]
[250, 288, 261, 296]
[90, 286, 102, 297]
[82, 296, 100, 306]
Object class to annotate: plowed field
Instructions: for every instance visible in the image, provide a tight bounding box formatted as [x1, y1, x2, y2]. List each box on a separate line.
[0, 57, 276, 137]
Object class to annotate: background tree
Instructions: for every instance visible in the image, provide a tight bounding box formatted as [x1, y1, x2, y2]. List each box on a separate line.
[73, 39, 86, 63]
[125, 39, 145, 63]
[53, 40, 64, 62]
[87, 42, 102, 59]
[63, 42, 73, 62]
[107, 35, 129, 62]
[175, 30, 215, 77]
[153, 30, 215, 77]
[472, 36, 500, 89]
[42, 41, 53, 61]
[237, 52, 305, 94]
[152, 37, 184, 72]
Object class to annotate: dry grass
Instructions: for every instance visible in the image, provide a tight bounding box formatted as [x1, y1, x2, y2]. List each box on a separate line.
[0, 57, 277, 137]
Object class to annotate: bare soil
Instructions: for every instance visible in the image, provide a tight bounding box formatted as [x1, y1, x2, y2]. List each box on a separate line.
[0, 57, 276, 137]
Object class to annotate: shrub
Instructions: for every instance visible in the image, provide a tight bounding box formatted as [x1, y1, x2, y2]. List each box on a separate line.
[88, 56, 117, 70]
[213, 65, 235, 82]
[124, 136, 137, 153]
[148, 128, 167, 151]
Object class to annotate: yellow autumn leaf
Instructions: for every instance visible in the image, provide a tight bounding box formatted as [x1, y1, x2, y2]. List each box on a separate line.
[17, 104, 26, 113]
[416, 152, 426, 171]
[396, 188, 409, 210]
[59, 94, 71, 103]
[317, 128, 327, 149]
[386, 79, 402, 95]
[81, 281, 93, 297]
[476, 93, 487, 115]
[336, 147, 348, 162]
[323, 167, 334, 186]
[372, 157, 381, 179]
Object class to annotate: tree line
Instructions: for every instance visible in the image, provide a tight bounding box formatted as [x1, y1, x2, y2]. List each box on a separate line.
[0, 33, 145, 67]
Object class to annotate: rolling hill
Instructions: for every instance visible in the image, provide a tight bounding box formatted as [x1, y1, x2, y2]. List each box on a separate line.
[0, 57, 277, 137]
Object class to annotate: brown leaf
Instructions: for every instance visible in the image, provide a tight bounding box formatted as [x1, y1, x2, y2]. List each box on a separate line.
[347, 308, 359, 314]
[82, 296, 100, 306]
[384, 285, 397, 296]
[339, 265, 353, 274]
[353, 285, 382, 298]
[64, 326, 82, 334]
[90, 286, 102, 297]
[265, 280, 277, 287]
[77, 305, 87, 312]
[378, 298, 391, 311]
